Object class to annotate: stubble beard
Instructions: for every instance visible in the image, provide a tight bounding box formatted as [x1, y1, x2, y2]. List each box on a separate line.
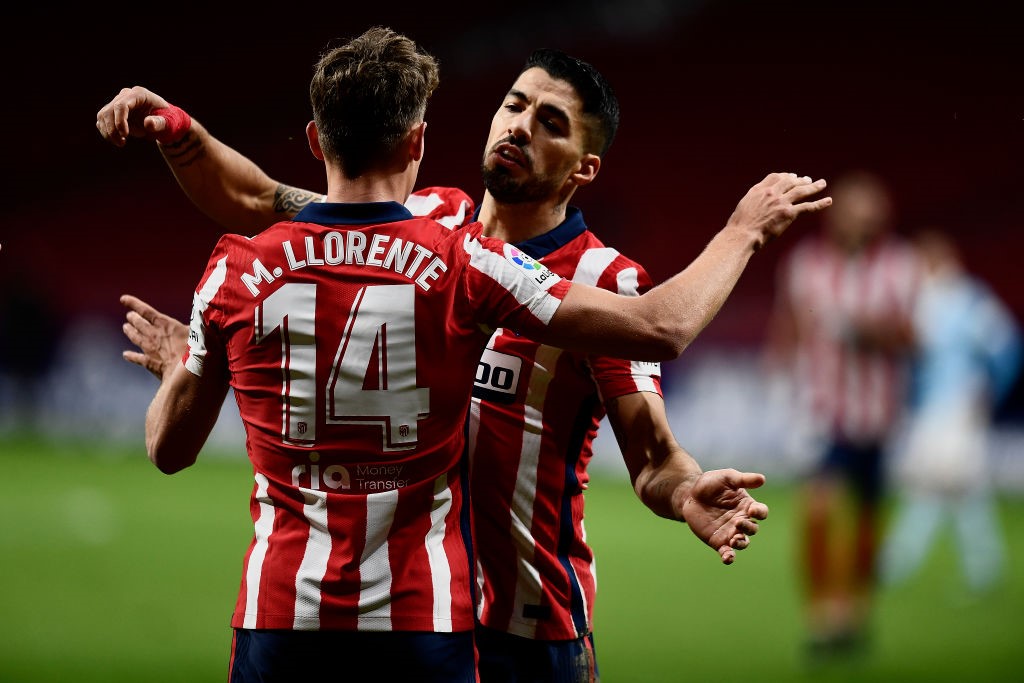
[481, 161, 562, 205]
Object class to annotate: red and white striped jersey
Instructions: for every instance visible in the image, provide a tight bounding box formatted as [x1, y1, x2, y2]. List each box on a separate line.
[777, 234, 922, 441]
[467, 207, 662, 641]
[403, 187, 474, 230]
[182, 196, 571, 633]
[409, 188, 662, 639]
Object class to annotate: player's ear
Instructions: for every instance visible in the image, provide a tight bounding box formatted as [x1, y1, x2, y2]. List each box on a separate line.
[569, 153, 600, 188]
[409, 121, 427, 162]
[306, 120, 325, 161]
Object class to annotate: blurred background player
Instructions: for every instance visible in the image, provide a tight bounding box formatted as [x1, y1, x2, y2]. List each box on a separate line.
[879, 228, 1022, 597]
[765, 169, 921, 659]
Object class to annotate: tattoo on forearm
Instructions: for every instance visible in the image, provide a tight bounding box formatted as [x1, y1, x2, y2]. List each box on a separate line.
[274, 185, 321, 215]
[161, 130, 206, 168]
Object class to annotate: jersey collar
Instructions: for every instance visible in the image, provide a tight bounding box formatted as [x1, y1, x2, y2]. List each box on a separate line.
[470, 205, 588, 260]
[295, 201, 413, 226]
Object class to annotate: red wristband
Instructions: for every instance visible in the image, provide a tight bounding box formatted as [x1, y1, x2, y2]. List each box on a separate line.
[152, 105, 192, 144]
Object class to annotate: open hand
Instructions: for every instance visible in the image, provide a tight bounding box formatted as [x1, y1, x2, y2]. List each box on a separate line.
[121, 294, 189, 379]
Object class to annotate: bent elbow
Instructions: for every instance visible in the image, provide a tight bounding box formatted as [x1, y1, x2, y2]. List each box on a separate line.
[153, 458, 189, 476]
[653, 339, 687, 361]
[642, 323, 694, 361]
[146, 436, 196, 475]
[675, 330, 701, 357]
[665, 334, 692, 359]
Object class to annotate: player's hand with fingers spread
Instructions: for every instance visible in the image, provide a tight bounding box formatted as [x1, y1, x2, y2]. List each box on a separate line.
[728, 172, 833, 250]
[96, 86, 174, 147]
[121, 294, 189, 380]
[680, 468, 770, 565]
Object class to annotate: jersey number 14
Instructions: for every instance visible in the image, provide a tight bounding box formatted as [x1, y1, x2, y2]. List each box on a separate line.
[255, 282, 430, 450]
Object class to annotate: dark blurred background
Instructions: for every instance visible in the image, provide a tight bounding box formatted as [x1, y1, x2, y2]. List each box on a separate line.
[2, 0, 1022, 448]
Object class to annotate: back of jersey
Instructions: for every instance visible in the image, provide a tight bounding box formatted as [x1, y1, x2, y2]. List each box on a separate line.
[185, 199, 568, 634]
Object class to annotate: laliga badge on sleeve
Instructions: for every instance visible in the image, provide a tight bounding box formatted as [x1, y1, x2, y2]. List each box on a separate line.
[502, 244, 561, 291]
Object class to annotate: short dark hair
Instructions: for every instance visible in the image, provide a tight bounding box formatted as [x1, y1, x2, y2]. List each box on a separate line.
[310, 26, 440, 178]
[521, 48, 619, 156]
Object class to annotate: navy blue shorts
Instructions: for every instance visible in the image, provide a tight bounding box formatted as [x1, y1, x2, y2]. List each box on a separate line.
[475, 624, 598, 683]
[229, 628, 476, 683]
[818, 438, 885, 503]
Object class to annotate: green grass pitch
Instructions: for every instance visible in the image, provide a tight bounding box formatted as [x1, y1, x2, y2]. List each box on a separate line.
[1, 434, 1021, 682]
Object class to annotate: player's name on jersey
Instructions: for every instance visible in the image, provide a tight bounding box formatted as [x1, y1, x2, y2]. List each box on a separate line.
[242, 231, 450, 296]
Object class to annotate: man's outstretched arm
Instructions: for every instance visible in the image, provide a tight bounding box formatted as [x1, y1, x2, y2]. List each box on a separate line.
[96, 85, 322, 231]
[543, 172, 832, 361]
[605, 391, 768, 565]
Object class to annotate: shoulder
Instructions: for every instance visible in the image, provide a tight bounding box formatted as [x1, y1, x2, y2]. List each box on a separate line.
[215, 220, 301, 254]
[405, 186, 475, 230]
[209, 230, 259, 258]
[600, 244, 647, 275]
[556, 227, 652, 284]
[575, 244, 651, 292]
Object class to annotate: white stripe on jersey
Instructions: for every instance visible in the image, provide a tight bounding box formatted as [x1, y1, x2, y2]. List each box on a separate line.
[293, 488, 330, 630]
[573, 247, 661, 393]
[585, 516, 596, 607]
[509, 344, 561, 637]
[469, 399, 488, 622]
[616, 267, 661, 391]
[571, 247, 618, 286]
[426, 474, 454, 632]
[242, 473, 274, 629]
[463, 235, 562, 324]
[616, 267, 640, 297]
[357, 489, 399, 630]
[628, 369, 659, 394]
[404, 191, 470, 230]
[185, 255, 228, 376]
[403, 191, 444, 216]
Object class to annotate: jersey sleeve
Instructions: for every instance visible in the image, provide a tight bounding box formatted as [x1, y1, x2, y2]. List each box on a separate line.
[182, 235, 235, 377]
[586, 254, 663, 400]
[404, 186, 475, 230]
[460, 230, 571, 337]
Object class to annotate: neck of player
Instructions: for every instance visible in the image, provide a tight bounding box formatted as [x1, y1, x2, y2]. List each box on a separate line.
[477, 191, 570, 244]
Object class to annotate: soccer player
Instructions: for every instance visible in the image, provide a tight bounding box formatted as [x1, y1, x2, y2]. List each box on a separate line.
[100, 35, 830, 682]
[765, 169, 918, 660]
[879, 228, 1022, 596]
